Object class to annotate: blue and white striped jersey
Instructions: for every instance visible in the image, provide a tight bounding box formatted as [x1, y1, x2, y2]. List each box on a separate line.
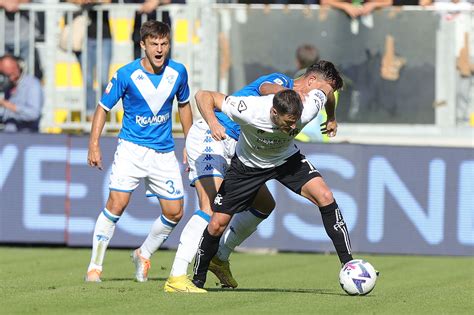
[100, 58, 190, 152]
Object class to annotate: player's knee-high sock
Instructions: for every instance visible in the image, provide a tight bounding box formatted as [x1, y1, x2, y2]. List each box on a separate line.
[88, 208, 120, 272]
[170, 210, 210, 277]
[139, 214, 177, 259]
[192, 228, 220, 288]
[319, 200, 353, 264]
[217, 208, 268, 261]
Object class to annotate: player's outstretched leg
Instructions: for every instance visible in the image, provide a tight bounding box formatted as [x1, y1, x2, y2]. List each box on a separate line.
[85, 208, 120, 282]
[164, 210, 210, 292]
[132, 214, 178, 282]
[211, 208, 269, 288]
[319, 200, 353, 264]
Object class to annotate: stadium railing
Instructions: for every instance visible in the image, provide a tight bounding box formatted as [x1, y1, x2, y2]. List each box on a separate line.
[0, 2, 472, 147]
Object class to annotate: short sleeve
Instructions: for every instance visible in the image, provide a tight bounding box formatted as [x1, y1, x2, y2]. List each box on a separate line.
[176, 66, 190, 104]
[259, 73, 292, 90]
[99, 71, 127, 111]
[301, 89, 328, 123]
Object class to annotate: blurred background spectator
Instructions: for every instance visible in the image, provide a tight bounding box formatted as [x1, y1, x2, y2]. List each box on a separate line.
[294, 44, 320, 79]
[125, 0, 186, 60]
[63, 0, 114, 120]
[0, 54, 43, 132]
[0, 0, 31, 64]
[419, 0, 472, 7]
[0, 0, 43, 79]
[321, 0, 393, 19]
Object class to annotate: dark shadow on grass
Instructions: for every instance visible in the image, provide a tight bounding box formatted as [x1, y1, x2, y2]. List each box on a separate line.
[205, 287, 346, 295]
[103, 277, 167, 282]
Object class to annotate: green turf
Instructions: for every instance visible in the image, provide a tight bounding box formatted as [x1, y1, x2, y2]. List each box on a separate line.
[0, 247, 472, 314]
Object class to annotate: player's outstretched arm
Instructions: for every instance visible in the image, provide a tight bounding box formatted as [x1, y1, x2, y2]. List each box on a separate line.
[88, 105, 107, 170]
[195, 90, 227, 141]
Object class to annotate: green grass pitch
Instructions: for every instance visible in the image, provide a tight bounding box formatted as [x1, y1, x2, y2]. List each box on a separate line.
[0, 247, 472, 314]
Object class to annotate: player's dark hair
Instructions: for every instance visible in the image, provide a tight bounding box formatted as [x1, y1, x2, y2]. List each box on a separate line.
[140, 20, 171, 42]
[305, 60, 344, 91]
[273, 89, 303, 118]
[296, 44, 320, 70]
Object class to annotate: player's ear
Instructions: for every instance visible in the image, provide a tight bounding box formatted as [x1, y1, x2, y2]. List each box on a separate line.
[140, 40, 146, 51]
[270, 107, 278, 118]
[307, 75, 317, 87]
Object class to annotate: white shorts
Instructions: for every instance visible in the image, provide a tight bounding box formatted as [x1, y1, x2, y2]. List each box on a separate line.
[109, 139, 184, 200]
[186, 119, 237, 186]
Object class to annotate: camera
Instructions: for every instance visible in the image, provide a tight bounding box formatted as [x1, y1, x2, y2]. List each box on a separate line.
[0, 72, 12, 93]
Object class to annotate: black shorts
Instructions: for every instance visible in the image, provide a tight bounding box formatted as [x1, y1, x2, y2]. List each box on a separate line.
[212, 151, 321, 215]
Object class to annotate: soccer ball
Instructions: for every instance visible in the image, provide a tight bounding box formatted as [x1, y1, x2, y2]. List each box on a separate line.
[339, 259, 378, 296]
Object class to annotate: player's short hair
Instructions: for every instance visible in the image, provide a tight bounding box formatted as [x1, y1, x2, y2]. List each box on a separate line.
[273, 89, 303, 118]
[296, 44, 320, 70]
[305, 60, 344, 91]
[140, 20, 171, 42]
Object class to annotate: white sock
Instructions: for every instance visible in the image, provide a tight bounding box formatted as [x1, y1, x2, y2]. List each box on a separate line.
[139, 214, 177, 259]
[217, 208, 267, 261]
[88, 208, 120, 272]
[170, 210, 210, 277]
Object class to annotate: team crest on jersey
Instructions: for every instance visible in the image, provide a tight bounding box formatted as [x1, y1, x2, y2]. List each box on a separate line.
[273, 78, 284, 85]
[105, 81, 113, 94]
[237, 100, 247, 113]
[166, 74, 176, 84]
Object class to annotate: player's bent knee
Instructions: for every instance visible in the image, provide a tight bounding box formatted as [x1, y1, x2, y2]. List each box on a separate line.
[105, 199, 128, 216]
[162, 208, 183, 222]
[319, 190, 334, 206]
[208, 219, 226, 236]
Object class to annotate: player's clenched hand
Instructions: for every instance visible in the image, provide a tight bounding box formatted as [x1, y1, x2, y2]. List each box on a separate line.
[209, 121, 227, 141]
[88, 145, 103, 170]
[320, 118, 338, 137]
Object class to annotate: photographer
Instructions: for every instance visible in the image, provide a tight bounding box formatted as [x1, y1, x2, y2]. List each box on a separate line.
[0, 55, 43, 132]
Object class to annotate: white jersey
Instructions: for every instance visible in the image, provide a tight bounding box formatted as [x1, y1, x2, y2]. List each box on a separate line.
[221, 89, 327, 168]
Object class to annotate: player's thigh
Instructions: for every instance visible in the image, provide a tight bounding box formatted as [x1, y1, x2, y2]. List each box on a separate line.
[214, 156, 273, 215]
[145, 151, 185, 200]
[250, 183, 275, 214]
[300, 176, 334, 207]
[105, 190, 132, 216]
[194, 176, 223, 215]
[276, 152, 332, 206]
[109, 139, 147, 193]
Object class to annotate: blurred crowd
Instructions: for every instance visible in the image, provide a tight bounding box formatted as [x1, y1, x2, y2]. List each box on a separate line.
[0, 0, 471, 133]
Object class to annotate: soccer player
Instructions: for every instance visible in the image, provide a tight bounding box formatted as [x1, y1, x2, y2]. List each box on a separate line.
[188, 60, 353, 291]
[164, 69, 338, 292]
[85, 20, 192, 283]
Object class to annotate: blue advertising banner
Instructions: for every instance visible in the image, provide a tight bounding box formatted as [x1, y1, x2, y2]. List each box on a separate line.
[1, 133, 472, 256]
